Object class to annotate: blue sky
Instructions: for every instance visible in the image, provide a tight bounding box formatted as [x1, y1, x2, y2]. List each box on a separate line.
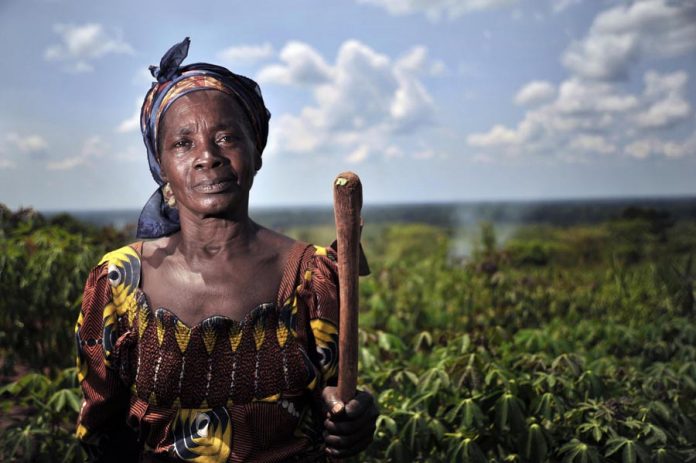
[0, 0, 695, 210]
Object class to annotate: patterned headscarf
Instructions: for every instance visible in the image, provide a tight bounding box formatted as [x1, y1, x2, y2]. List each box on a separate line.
[136, 37, 271, 238]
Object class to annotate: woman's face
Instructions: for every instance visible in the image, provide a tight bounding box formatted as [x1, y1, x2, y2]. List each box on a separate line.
[158, 90, 260, 218]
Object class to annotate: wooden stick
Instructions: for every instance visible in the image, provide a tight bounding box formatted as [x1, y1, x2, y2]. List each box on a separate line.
[333, 171, 363, 404]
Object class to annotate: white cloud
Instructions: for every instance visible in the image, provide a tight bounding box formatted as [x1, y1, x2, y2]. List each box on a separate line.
[625, 137, 692, 159]
[257, 41, 332, 86]
[514, 80, 555, 106]
[467, 124, 521, 147]
[45, 23, 133, 72]
[47, 136, 106, 170]
[555, 78, 638, 114]
[346, 145, 370, 164]
[217, 43, 274, 66]
[561, 0, 696, 80]
[552, 0, 581, 14]
[264, 40, 437, 163]
[467, 69, 694, 160]
[0, 145, 14, 169]
[46, 156, 87, 170]
[356, 0, 517, 21]
[568, 135, 616, 155]
[634, 70, 691, 129]
[116, 100, 141, 133]
[6, 133, 48, 153]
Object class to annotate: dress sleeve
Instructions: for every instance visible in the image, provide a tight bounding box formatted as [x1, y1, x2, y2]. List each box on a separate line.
[300, 245, 340, 387]
[75, 262, 139, 462]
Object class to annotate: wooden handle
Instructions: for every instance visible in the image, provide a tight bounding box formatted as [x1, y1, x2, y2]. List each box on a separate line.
[333, 172, 362, 404]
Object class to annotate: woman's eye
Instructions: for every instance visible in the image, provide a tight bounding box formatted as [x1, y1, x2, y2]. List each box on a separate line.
[173, 139, 190, 149]
[219, 135, 237, 144]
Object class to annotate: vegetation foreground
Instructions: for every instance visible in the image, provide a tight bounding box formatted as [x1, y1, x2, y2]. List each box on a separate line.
[1, 203, 695, 462]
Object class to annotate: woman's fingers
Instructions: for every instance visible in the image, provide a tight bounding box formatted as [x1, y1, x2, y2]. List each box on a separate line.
[341, 390, 375, 419]
[321, 387, 379, 457]
[323, 406, 378, 435]
[326, 428, 374, 458]
[325, 390, 375, 421]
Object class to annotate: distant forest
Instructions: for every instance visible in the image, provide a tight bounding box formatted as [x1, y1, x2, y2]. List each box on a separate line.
[41, 196, 696, 230]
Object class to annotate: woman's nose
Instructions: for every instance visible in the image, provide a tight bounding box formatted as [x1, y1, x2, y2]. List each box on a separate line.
[194, 142, 223, 170]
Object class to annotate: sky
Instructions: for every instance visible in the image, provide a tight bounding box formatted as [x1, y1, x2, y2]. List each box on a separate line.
[0, 0, 695, 211]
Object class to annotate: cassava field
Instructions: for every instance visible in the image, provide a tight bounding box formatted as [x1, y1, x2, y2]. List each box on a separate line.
[1, 199, 695, 462]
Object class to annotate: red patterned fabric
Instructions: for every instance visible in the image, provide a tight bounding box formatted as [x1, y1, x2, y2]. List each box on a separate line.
[75, 242, 339, 462]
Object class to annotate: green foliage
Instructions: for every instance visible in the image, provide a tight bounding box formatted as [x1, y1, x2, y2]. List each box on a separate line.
[0, 207, 133, 374]
[1, 205, 696, 461]
[0, 368, 83, 462]
[352, 217, 696, 462]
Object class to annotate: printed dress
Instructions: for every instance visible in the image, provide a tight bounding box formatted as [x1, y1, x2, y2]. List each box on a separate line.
[75, 241, 340, 462]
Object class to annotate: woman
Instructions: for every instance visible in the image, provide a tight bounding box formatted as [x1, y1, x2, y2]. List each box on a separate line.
[75, 38, 378, 462]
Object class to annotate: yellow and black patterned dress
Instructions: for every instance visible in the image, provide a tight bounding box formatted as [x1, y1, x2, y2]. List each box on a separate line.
[75, 241, 339, 462]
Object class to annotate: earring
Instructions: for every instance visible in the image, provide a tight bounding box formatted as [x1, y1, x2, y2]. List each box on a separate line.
[163, 182, 176, 207]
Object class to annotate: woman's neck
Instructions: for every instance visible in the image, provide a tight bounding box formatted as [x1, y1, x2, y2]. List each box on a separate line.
[175, 210, 259, 262]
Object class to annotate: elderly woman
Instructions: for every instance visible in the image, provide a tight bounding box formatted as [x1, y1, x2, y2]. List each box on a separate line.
[75, 38, 377, 462]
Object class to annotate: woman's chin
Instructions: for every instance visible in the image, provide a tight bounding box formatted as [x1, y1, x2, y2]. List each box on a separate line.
[185, 194, 248, 219]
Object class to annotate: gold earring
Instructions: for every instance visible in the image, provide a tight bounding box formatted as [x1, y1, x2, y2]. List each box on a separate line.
[163, 183, 176, 207]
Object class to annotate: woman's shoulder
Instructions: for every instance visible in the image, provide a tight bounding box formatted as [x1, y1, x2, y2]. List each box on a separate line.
[91, 242, 143, 298]
[99, 241, 144, 266]
[258, 227, 336, 267]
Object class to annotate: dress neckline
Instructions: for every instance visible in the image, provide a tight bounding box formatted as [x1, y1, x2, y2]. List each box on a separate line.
[132, 240, 309, 330]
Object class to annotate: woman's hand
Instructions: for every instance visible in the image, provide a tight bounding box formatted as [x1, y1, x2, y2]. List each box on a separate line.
[321, 386, 379, 459]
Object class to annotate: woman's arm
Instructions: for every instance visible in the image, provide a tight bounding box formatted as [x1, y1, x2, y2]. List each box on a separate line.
[75, 262, 139, 462]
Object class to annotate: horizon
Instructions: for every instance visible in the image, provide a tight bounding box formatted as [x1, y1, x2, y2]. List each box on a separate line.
[27, 192, 696, 214]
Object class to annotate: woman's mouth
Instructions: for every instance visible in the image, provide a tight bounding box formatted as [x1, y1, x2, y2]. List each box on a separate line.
[193, 178, 235, 193]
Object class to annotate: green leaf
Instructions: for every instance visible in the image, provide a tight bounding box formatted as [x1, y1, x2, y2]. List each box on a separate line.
[605, 436, 627, 457]
[376, 414, 397, 435]
[622, 440, 636, 463]
[47, 389, 68, 412]
[524, 423, 548, 463]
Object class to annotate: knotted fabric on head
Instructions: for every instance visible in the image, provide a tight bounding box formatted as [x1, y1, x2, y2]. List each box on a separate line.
[136, 37, 271, 239]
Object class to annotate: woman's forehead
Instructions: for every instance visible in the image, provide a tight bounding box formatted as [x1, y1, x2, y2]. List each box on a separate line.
[161, 90, 247, 131]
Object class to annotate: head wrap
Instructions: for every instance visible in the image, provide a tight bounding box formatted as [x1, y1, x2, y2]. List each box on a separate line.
[136, 37, 271, 238]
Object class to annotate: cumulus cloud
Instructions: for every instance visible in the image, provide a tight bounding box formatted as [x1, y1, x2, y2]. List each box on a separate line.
[514, 80, 555, 106]
[47, 136, 106, 170]
[552, 0, 581, 14]
[467, 69, 694, 160]
[0, 133, 48, 168]
[568, 135, 616, 155]
[346, 145, 370, 164]
[625, 137, 693, 159]
[45, 23, 133, 72]
[0, 146, 13, 169]
[6, 133, 48, 154]
[261, 40, 437, 162]
[257, 41, 332, 86]
[468, 124, 521, 147]
[116, 100, 142, 133]
[468, 0, 696, 162]
[561, 0, 696, 80]
[217, 43, 274, 66]
[634, 70, 691, 129]
[356, 0, 517, 21]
